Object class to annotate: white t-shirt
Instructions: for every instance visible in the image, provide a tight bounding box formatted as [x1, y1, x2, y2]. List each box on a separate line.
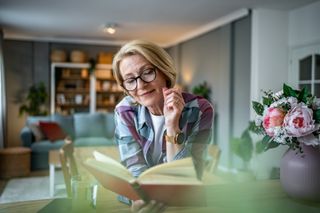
[150, 113, 165, 163]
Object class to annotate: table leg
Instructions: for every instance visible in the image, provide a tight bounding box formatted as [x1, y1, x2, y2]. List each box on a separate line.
[49, 164, 55, 197]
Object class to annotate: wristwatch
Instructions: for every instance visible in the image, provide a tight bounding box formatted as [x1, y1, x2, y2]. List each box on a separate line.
[165, 131, 185, 145]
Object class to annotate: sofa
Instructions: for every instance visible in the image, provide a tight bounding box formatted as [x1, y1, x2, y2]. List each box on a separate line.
[20, 112, 116, 170]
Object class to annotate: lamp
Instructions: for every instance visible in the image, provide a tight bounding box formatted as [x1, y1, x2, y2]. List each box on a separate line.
[103, 23, 117, 34]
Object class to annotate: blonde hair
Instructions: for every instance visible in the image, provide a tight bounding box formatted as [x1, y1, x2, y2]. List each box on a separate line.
[112, 40, 176, 91]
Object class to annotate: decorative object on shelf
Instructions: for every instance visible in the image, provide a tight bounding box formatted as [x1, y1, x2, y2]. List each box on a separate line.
[95, 69, 112, 79]
[81, 69, 88, 79]
[50, 49, 67, 62]
[57, 94, 66, 105]
[19, 82, 48, 116]
[97, 52, 113, 64]
[75, 94, 83, 105]
[102, 82, 111, 91]
[192, 81, 211, 101]
[251, 83, 320, 202]
[70, 50, 87, 63]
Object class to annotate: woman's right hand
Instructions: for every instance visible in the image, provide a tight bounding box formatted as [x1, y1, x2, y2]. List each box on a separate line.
[131, 200, 166, 213]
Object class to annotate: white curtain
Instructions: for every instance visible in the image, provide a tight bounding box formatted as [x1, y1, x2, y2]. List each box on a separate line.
[0, 29, 6, 148]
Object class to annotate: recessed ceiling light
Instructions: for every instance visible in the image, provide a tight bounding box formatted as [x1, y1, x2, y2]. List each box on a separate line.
[103, 23, 117, 34]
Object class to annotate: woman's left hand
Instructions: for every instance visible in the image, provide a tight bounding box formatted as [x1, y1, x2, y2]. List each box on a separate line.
[162, 87, 185, 134]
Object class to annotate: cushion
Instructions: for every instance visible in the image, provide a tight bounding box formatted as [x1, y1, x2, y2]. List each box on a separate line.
[74, 113, 106, 138]
[28, 123, 46, 142]
[39, 121, 67, 142]
[52, 114, 75, 139]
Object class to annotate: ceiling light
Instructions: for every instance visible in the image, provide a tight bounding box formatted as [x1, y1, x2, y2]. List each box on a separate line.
[103, 24, 117, 34]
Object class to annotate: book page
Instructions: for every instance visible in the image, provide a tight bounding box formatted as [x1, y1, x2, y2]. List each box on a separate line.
[87, 151, 134, 182]
[139, 158, 197, 180]
[138, 174, 202, 184]
[93, 151, 123, 168]
[85, 159, 134, 182]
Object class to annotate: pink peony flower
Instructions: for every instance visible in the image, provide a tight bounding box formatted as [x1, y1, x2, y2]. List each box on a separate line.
[283, 104, 317, 137]
[263, 107, 286, 137]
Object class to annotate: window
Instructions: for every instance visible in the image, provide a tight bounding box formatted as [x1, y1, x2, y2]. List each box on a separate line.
[290, 44, 320, 97]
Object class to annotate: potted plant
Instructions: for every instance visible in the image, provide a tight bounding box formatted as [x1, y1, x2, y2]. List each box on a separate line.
[192, 81, 211, 100]
[230, 122, 259, 181]
[19, 82, 48, 116]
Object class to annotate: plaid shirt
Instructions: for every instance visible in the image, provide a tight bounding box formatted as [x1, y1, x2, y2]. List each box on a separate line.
[114, 92, 214, 177]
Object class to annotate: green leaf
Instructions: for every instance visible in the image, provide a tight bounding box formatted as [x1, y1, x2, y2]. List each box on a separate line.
[314, 109, 320, 123]
[252, 101, 264, 116]
[19, 81, 48, 117]
[255, 140, 266, 154]
[266, 140, 280, 150]
[262, 96, 272, 106]
[255, 135, 280, 153]
[297, 86, 309, 103]
[283, 83, 297, 98]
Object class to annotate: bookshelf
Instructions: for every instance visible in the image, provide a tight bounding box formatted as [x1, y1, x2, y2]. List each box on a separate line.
[50, 62, 123, 115]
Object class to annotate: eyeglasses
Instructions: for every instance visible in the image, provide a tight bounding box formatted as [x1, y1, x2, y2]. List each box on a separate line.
[122, 68, 157, 91]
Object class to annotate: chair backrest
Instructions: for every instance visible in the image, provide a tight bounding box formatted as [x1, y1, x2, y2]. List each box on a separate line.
[206, 144, 221, 173]
[59, 137, 79, 197]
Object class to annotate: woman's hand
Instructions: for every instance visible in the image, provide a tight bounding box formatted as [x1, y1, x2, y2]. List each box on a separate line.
[162, 87, 185, 135]
[131, 200, 166, 213]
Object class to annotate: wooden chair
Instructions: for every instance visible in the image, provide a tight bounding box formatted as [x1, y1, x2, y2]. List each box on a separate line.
[205, 144, 221, 173]
[59, 137, 79, 198]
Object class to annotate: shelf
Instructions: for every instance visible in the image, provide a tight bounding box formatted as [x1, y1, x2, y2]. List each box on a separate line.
[96, 78, 117, 81]
[59, 76, 89, 80]
[57, 104, 90, 108]
[96, 64, 112, 69]
[51, 62, 90, 69]
[51, 61, 121, 115]
[56, 89, 90, 93]
[96, 103, 116, 108]
[96, 91, 123, 94]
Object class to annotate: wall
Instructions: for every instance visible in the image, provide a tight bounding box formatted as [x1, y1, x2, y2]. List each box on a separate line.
[167, 15, 251, 169]
[3, 40, 120, 147]
[4, 40, 34, 147]
[179, 25, 232, 168]
[230, 16, 251, 169]
[288, 1, 320, 88]
[289, 0, 320, 48]
[250, 9, 289, 179]
[0, 30, 5, 148]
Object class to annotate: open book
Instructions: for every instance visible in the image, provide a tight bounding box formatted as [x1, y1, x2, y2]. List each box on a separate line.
[84, 151, 207, 206]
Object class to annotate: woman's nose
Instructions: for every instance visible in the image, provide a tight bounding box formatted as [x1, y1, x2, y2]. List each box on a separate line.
[136, 77, 147, 89]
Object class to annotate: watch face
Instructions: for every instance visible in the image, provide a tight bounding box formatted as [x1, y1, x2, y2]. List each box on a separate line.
[176, 132, 185, 144]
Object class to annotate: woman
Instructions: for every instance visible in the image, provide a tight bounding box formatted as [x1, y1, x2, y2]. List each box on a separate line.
[112, 40, 214, 212]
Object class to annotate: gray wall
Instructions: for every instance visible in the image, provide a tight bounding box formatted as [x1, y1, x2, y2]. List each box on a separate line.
[230, 16, 251, 169]
[0, 30, 6, 148]
[3, 40, 120, 147]
[181, 25, 233, 168]
[4, 40, 34, 147]
[167, 15, 251, 169]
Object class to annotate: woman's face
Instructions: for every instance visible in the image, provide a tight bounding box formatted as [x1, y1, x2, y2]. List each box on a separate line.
[119, 54, 167, 110]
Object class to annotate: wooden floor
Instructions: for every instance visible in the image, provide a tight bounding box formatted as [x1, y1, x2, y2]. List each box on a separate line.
[0, 170, 49, 197]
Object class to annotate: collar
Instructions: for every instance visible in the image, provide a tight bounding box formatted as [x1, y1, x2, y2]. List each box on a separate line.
[137, 105, 152, 130]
